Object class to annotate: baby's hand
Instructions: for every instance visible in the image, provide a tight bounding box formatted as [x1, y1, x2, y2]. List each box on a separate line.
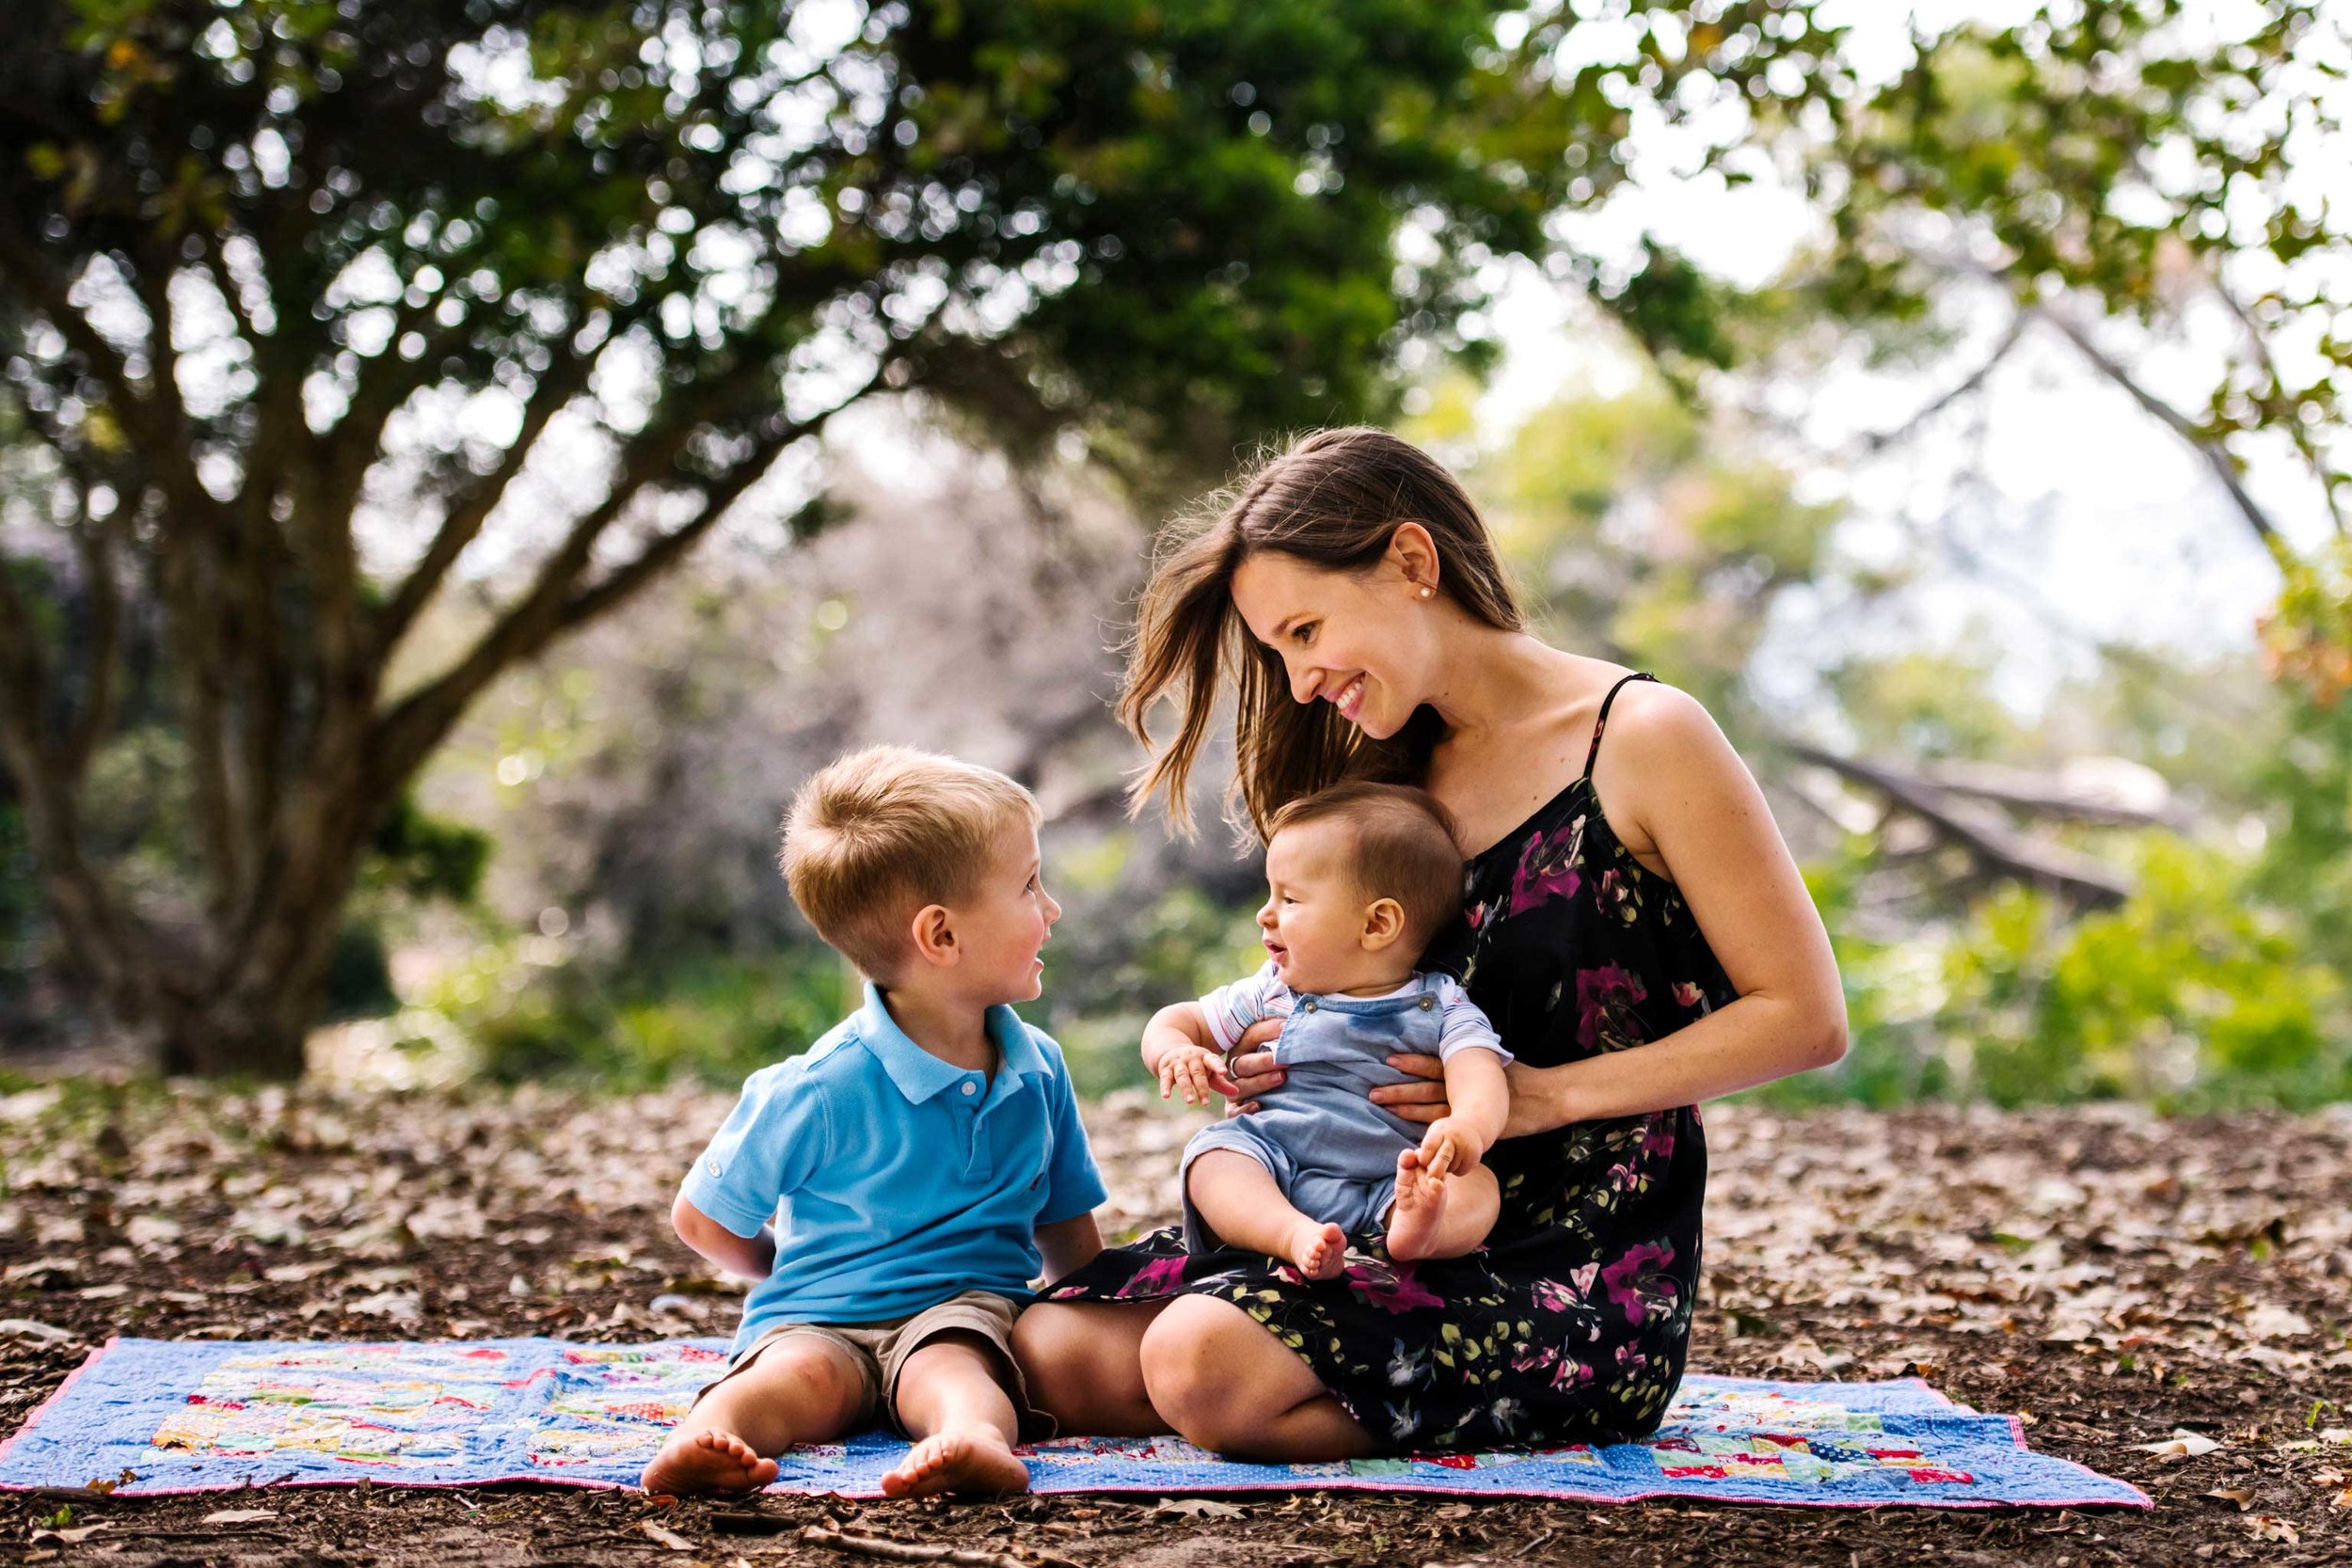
[1158, 1044, 1240, 1107]
[1415, 1117, 1485, 1182]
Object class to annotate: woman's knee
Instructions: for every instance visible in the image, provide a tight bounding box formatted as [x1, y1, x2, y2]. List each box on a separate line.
[1010, 1302, 1144, 1419]
[1138, 1298, 1304, 1451]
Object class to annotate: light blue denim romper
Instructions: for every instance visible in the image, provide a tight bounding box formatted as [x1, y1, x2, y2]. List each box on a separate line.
[1180, 972, 1451, 1251]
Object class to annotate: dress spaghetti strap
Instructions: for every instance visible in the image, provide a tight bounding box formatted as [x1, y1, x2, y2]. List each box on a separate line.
[1579, 672, 1658, 782]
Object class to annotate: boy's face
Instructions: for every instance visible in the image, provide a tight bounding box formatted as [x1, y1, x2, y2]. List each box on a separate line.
[1256, 817, 1397, 992]
[953, 816, 1061, 1005]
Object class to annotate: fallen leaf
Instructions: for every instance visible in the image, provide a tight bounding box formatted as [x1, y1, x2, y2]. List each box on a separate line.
[2247, 1514, 2299, 1544]
[2135, 1429, 2220, 1460]
[642, 1519, 696, 1550]
[200, 1509, 278, 1524]
[2202, 1486, 2255, 1511]
[28, 1522, 111, 1544]
[0, 1319, 75, 1342]
[1152, 1498, 1245, 1518]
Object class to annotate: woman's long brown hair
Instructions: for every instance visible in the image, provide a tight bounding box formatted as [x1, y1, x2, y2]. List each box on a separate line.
[1120, 427, 1526, 842]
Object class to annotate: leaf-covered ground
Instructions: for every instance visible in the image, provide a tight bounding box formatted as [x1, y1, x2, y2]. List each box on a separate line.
[3, 1083, 2347, 1565]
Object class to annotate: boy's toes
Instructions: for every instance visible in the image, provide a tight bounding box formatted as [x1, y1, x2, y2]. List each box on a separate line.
[641, 1428, 778, 1496]
[882, 1432, 1029, 1498]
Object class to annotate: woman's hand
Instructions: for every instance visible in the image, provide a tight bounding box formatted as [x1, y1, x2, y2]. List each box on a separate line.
[1374, 1055, 1577, 1139]
[1368, 1052, 1451, 1123]
[1220, 1017, 1287, 1115]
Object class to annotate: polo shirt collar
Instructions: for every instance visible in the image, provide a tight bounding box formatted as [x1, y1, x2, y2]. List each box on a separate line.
[858, 982, 1050, 1101]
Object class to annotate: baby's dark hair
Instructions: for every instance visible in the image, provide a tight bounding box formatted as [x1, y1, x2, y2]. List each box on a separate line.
[1265, 781, 1465, 953]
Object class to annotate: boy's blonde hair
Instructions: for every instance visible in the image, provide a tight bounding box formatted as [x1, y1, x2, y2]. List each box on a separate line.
[1265, 781, 1465, 953]
[780, 746, 1041, 980]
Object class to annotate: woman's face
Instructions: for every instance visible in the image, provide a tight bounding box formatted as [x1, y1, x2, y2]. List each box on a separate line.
[1230, 545, 1435, 740]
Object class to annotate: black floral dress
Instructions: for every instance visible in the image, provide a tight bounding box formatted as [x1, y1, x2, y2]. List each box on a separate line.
[1043, 673, 1735, 1451]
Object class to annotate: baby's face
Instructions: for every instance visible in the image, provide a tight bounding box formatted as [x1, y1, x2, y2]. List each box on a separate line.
[1255, 817, 1388, 992]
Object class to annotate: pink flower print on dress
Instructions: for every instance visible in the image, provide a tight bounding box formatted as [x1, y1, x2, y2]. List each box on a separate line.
[1506, 816, 1585, 916]
[1671, 980, 1705, 1009]
[1573, 965, 1649, 1053]
[1528, 1278, 1578, 1314]
[1549, 1354, 1596, 1390]
[1113, 1254, 1190, 1300]
[1344, 1257, 1444, 1314]
[1599, 1242, 1678, 1324]
[1638, 1114, 1677, 1164]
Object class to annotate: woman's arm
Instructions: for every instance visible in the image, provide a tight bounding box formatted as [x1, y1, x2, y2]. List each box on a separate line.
[672, 1193, 777, 1281]
[1376, 687, 1847, 1135]
[1035, 1212, 1104, 1284]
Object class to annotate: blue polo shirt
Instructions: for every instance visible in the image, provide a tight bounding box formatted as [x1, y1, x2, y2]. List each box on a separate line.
[679, 982, 1107, 1353]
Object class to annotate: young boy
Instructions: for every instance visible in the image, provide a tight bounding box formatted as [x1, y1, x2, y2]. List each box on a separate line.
[1143, 782, 1510, 1279]
[641, 746, 1105, 1500]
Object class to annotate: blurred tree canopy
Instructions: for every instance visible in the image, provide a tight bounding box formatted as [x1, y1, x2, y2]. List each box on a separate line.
[0, 0, 1841, 1074]
[0, 0, 2344, 1081]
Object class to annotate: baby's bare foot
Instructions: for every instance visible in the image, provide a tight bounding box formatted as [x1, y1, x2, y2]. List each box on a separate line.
[1283, 1217, 1347, 1281]
[1386, 1148, 1451, 1261]
[640, 1428, 779, 1496]
[879, 1429, 1031, 1498]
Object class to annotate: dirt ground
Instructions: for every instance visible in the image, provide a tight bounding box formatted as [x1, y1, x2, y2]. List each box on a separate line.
[2, 1082, 2347, 1566]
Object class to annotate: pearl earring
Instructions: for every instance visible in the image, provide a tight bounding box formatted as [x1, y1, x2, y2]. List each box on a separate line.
[1419, 586, 1434, 599]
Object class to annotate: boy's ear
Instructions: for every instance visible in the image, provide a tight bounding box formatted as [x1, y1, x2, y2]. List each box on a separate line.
[1359, 896, 1406, 952]
[908, 904, 960, 969]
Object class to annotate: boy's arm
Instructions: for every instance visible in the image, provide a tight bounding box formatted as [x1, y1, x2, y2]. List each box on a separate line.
[671, 1193, 776, 1281]
[1035, 1211, 1103, 1286]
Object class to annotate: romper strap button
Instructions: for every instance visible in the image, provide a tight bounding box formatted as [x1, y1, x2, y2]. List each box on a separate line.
[1302, 998, 1318, 1012]
[1419, 994, 1436, 1010]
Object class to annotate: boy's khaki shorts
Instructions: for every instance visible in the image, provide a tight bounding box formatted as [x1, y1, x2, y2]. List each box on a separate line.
[696, 1290, 1051, 1439]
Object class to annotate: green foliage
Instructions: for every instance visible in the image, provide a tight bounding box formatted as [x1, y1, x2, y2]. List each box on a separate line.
[448, 942, 853, 1090]
[362, 795, 490, 906]
[1454, 377, 1840, 716]
[1773, 832, 2351, 1113]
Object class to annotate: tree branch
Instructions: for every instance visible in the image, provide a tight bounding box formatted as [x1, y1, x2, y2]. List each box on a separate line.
[2027, 301, 2286, 556]
[368, 359, 884, 785]
[368, 321, 606, 659]
[1785, 741, 2134, 910]
[1863, 311, 2027, 453]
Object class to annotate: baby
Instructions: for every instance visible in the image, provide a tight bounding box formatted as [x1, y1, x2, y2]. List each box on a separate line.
[1141, 781, 1509, 1278]
[641, 746, 1105, 1499]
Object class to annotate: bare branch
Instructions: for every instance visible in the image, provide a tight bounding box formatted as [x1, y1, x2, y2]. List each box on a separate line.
[368, 359, 885, 784]
[2027, 302, 2285, 555]
[1784, 741, 2134, 911]
[369, 325, 605, 659]
[1863, 312, 2027, 453]
[2206, 270, 2346, 537]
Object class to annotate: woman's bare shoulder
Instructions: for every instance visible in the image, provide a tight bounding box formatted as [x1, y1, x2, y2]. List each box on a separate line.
[1586, 679, 1745, 867]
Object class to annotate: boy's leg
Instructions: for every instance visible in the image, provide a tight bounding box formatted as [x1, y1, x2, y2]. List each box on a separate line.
[1385, 1155, 1500, 1262]
[879, 1331, 1032, 1498]
[641, 1335, 868, 1496]
[1187, 1149, 1346, 1281]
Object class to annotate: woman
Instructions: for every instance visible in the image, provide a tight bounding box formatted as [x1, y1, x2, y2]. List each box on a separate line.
[1012, 427, 1846, 1460]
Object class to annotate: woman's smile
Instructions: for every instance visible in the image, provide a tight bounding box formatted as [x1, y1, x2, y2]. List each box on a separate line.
[1330, 673, 1367, 721]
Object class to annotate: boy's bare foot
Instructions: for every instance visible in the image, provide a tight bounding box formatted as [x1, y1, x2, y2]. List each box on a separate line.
[879, 1429, 1031, 1498]
[1282, 1217, 1348, 1281]
[1385, 1148, 1451, 1261]
[640, 1428, 780, 1496]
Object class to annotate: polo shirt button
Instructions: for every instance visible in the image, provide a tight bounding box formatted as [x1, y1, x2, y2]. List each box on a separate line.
[960, 1080, 977, 1096]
